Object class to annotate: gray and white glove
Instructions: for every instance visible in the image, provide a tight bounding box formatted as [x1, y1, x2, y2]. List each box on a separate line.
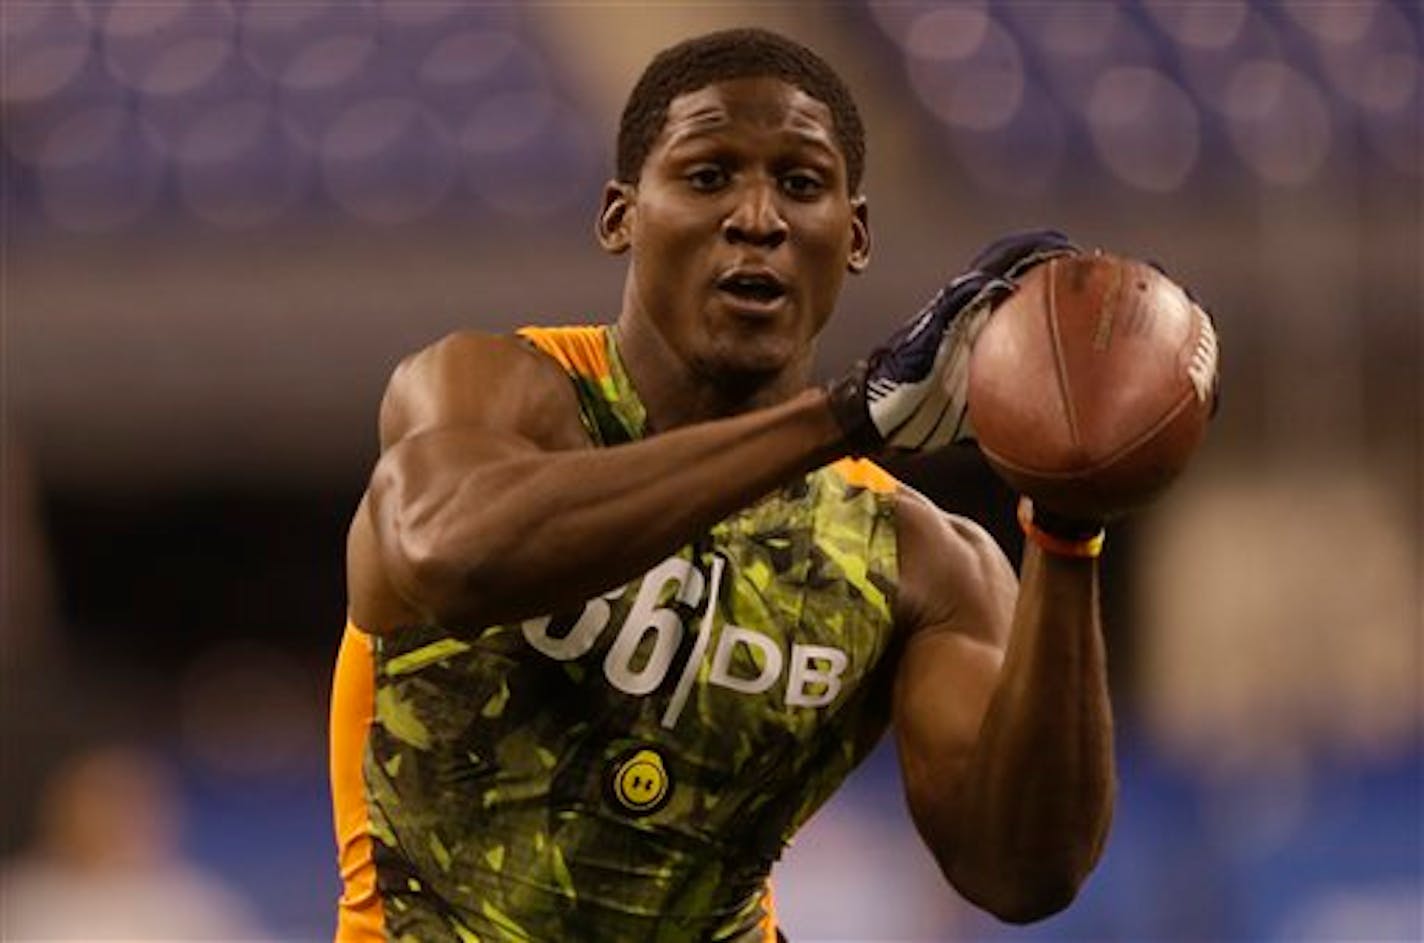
[827, 229, 1078, 454]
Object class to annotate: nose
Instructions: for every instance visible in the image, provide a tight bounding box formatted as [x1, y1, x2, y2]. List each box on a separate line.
[722, 180, 788, 249]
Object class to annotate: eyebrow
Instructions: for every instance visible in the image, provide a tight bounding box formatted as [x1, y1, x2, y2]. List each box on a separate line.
[661, 113, 840, 159]
[677, 104, 730, 128]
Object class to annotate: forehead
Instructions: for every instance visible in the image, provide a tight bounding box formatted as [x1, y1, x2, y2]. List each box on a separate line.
[656, 76, 839, 155]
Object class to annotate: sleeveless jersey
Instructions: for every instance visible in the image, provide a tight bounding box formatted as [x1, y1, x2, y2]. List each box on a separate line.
[331, 325, 902, 942]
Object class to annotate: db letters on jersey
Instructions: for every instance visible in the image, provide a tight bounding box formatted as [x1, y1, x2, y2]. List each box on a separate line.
[520, 554, 849, 729]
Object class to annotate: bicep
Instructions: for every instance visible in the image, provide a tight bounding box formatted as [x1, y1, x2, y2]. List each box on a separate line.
[351, 331, 586, 631]
[891, 495, 1018, 794]
[893, 623, 1003, 795]
[367, 331, 590, 551]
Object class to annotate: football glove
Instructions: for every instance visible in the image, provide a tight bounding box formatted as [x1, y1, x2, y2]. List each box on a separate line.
[828, 229, 1078, 454]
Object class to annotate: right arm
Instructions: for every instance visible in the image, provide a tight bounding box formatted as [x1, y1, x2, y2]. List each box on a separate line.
[348, 230, 1078, 635]
[348, 331, 847, 634]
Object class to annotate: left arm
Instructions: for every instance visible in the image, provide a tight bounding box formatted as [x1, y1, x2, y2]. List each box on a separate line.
[891, 489, 1114, 923]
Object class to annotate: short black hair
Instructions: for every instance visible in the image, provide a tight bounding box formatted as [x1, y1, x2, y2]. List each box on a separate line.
[616, 28, 866, 193]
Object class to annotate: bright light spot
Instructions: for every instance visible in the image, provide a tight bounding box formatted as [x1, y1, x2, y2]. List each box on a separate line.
[1318, 4, 1421, 115]
[177, 101, 308, 229]
[37, 105, 164, 231]
[323, 98, 422, 160]
[1022, 6, 1152, 119]
[321, 98, 456, 223]
[949, 86, 1066, 196]
[1283, 0, 1379, 46]
[279, 34, 377, 92]
[420, 30, 520, 86]
[37, 104, 127, 168]
[103, 0, 234, 94]
[1349, 52, 1421, 113]
[1226, 61, 1289, 120]
[1145, 0, 1248, 50]
[465, 107, 591, 219]
[1035, 1, 1121, 57]
[1, 42, 90, 104]
[240, 0, 331, 35]
[176, 99, 268, 163]
[239, 0, 369, 82]
[1, 0, 94, 43]
[2, 0, 75, 39]
[460, 90, 554, 155]
[136, 37, 233, 97]
[1225, 61, 1334, 186]
[1088, 67, 1201, 192]
[1175, 9, 1283, 114]
[908, 17, 1025, 131]
[904, 3, 989, 62]
[869, 0, 960, 48]
[102, 0, 188, 40]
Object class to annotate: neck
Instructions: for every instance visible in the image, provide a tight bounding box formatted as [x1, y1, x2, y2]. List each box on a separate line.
[614, 312, 816, 434]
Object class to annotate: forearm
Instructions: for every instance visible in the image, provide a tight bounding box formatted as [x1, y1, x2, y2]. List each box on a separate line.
[919, 548, 1115, 921]
[370, 387, 846, 626]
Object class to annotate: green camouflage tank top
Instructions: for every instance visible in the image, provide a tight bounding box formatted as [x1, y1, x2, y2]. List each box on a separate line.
[361, 325, 901, 942]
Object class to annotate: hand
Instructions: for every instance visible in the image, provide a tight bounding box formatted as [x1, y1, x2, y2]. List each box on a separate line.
[828, 229, 1078, 454]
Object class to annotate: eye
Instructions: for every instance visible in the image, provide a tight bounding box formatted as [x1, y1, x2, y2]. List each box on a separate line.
[780, 171, 826, 200]
[686, 165, 729, 192]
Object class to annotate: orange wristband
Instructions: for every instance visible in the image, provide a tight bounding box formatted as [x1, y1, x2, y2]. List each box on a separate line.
[1017, 497, 1105, 559]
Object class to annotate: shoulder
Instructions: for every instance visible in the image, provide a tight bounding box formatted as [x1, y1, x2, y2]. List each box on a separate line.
[385, 330, 571, 410]
[379, 329, 589, 451]
[893, 486, 1017, 647]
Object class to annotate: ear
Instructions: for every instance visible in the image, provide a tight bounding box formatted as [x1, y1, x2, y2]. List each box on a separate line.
[597, 181, 635, 255]
[847, 196, 871, 274]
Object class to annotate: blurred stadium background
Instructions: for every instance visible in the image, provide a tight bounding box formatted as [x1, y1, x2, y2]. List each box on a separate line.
[2, 1, 1419, 940]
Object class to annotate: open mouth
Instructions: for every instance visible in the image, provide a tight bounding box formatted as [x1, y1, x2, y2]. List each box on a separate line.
[716, 271, 788, 306]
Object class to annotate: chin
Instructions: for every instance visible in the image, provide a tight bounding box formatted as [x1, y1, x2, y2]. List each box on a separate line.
[698, 333, 806, 389]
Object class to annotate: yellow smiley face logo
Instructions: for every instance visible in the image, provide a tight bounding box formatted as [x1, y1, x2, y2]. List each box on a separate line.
[611, 748, 670, 815]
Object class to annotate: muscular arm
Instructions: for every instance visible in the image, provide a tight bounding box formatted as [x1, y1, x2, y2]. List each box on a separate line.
[348, 331, 847, 634]
[891, 491, 1114, 923]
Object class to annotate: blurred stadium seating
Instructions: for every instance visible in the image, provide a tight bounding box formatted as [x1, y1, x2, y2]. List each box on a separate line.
[4, 2, 1419, 232]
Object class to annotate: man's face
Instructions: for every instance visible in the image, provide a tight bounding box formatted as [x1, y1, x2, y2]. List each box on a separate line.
[604, 76, 869, 384]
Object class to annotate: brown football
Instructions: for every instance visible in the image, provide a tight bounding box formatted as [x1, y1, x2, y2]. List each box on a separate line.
[967, 253, 1218, 520]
